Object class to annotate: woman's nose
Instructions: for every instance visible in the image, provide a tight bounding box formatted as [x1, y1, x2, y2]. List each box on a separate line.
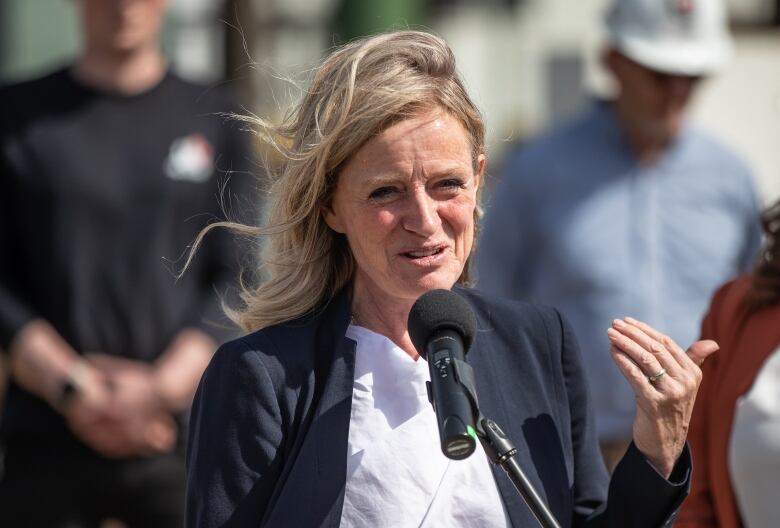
[402, 189, 439, 236]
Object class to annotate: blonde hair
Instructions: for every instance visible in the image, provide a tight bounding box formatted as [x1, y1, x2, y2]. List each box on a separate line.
[206, 30, 486, 332]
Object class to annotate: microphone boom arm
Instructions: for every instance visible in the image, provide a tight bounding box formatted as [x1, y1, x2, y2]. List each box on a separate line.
[451, 359, 562, 528]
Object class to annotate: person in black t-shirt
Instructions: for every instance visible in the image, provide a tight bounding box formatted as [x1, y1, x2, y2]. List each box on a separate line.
[0, 1, 254, 526]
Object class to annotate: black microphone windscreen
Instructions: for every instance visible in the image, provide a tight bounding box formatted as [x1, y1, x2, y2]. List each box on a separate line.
[407, 289, 477, 359]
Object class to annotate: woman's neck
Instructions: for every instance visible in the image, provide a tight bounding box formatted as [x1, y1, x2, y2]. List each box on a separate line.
[350, 284, 420, 360]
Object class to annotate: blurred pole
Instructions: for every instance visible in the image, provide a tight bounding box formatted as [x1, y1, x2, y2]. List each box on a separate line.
[222, 0, 273, 106]
[332, 0, 426, 43]
[166, 0, 227, 83]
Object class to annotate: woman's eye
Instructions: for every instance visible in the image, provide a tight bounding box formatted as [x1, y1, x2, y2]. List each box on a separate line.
[368, 186, 398, 200]
[437, 178, 467, 190]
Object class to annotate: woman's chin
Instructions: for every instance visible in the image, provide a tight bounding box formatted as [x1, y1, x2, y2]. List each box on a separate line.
[354, 266, 463, 306]
[402, 273, 460, 298]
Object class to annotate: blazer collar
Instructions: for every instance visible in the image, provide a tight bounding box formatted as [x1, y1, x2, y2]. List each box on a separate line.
[261, 288, 356, 528]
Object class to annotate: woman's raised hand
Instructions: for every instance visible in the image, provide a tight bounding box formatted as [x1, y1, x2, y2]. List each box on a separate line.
[607, 317, 719, 478]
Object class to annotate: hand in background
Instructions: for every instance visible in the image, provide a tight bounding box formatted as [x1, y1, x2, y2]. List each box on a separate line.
[59, 362, 118, 454]
[607, 317, 719, 478]
[8, 320, 210, 459]
[5, 320, 149, 457]
[75, 354, 176, 458]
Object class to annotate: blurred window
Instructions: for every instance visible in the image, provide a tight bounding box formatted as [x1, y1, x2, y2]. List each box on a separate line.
[429, 0, 522, 7]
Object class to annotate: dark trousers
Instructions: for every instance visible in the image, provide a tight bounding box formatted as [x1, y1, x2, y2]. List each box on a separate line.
[0, 440, 185, 528]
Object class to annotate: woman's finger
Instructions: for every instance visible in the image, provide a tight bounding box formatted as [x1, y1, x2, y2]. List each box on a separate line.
[624, 317, 695, 370]
[686, 339, 720, 366]
[609, 345, 662, 396]
[607, 327, 665, 382]
[611, 319, 681, 377]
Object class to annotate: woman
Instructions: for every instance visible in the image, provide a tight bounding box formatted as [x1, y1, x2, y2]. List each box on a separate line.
[677, 200, 780, 528]
[185, 31, 717, 527]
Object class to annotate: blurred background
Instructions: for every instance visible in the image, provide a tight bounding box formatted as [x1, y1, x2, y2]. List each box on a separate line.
[1, 0, 777, 203]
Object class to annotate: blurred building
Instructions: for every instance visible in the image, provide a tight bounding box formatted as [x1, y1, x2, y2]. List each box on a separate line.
[426, 0, 780, 204]
[1, 0, 777, 201]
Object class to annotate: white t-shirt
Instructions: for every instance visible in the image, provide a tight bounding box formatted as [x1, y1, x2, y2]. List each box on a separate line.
[729, 343, 780, 528]
[339, 324, 510, 527]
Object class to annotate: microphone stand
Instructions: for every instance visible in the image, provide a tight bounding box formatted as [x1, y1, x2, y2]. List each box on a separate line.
[450, 358, 562, 528]
[476, 417, 561, 528]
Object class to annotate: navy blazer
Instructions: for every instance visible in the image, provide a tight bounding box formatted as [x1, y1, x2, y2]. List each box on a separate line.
[186, 288, 690, 527]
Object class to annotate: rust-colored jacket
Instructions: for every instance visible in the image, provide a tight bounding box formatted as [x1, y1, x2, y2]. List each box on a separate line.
[677, 276, 780, 528]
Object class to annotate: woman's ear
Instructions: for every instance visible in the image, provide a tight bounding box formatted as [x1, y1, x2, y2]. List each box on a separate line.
[322, 203, 346, 234]
[475, 153, 486, 188]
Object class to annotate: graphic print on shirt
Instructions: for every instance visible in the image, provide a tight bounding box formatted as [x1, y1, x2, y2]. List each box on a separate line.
[164, 133, 215, 183]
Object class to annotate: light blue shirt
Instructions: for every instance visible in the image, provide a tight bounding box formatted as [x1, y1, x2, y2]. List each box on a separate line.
[476, 101, 762, 441]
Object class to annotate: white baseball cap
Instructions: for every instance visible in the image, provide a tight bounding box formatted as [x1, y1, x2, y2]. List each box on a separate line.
[606, 0, 733, 76]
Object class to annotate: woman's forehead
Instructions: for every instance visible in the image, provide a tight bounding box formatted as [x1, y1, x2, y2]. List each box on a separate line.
[355, 111, 472, 164]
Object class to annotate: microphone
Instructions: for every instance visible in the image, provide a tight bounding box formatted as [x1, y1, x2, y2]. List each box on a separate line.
[409, 290, 563, 528]
[408, 289, 478, 460]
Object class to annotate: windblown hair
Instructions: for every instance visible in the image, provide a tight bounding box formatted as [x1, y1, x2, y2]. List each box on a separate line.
[745, 199, 780, 311]
[195, 31, 486, 332]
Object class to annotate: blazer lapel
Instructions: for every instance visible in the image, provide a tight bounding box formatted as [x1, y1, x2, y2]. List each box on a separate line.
[469, 330, 535, 528]
[310, 293, 357, 527]
[464, 297, 570, 528]
[262, 293, 356, 528]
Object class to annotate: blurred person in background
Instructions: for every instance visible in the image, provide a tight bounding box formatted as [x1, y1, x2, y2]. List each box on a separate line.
[677, 199, 780, 528]
[476, 0, 762, 469]
[0, 0, 253, 526]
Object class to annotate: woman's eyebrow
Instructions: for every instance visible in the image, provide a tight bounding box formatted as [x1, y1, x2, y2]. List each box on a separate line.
[360, 174, 403, 188]
[358, 160, 472, 187]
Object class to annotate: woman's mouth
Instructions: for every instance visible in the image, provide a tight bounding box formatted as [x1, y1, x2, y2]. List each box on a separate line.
[401, 246, 446, 263]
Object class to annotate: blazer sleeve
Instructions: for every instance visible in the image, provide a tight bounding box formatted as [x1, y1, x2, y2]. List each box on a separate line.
[185, 337, 285, 527]
[554, 307, 610, 522]
[551, 309, 691, 528]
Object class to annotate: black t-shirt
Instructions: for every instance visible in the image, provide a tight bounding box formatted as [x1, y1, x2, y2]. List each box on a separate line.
[0, 68, 255, 442]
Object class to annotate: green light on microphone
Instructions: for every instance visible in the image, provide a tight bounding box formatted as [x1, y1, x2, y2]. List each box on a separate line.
[467, 425, 477, 439]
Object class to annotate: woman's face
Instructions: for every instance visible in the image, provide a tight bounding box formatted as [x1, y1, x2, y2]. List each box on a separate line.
[324, 108, 484, 310]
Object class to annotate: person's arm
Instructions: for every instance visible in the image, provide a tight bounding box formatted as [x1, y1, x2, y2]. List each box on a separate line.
[80, 328, 215, 458]
[0, 119, 133, 456]
[577, 315, 718, 527]
[8, 311, 215, 460]
[551, 308, 694, 528]
[0, 152, 39, 354]
[8, 319, 102, 409]
[185, 336, 285, 527]
[153, 327, 216, 412]
[0, 155, 106, 411]
[608, 318, 718, 477]
[6, 320, 131, 457]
